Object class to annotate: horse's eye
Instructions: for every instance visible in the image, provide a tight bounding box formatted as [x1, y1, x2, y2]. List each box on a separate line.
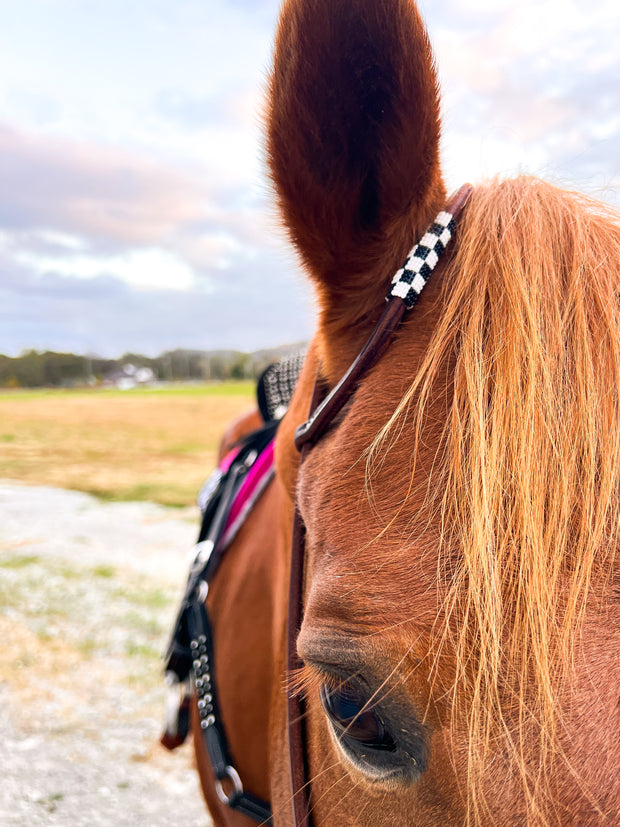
[319, 680, 396, 752]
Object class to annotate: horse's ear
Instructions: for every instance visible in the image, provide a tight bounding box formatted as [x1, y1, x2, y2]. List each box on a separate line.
[268, 0, 445, 338]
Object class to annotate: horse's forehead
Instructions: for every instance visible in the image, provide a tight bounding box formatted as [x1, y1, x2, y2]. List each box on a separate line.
[301, 541, 441, 640]
[299, 368, 447, 633]
[300, 305, 448, 526]
[294, 272, 452, 639]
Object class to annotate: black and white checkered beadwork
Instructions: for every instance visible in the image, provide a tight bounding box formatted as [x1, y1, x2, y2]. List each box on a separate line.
[388, 210, 456, 309]
[261, 351, 305, 421]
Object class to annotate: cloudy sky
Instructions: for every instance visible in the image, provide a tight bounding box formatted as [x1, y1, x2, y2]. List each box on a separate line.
[1, 0, 618, 358]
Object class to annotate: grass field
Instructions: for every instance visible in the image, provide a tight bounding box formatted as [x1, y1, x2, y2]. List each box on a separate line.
[0, 383, 256, 506]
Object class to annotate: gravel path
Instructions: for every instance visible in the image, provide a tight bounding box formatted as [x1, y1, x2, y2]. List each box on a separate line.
[0, 481, 213, 826]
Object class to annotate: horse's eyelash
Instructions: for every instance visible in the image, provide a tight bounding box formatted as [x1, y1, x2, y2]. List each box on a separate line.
[287, 663, 341, 699]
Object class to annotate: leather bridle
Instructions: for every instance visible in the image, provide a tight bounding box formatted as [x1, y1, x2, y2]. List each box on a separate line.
[285, 184, 473, 826]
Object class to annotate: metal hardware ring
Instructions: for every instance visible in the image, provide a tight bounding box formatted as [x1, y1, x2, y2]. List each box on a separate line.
[215, 765, 244, 805]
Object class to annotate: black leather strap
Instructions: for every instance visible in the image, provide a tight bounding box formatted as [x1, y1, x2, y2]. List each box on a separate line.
[164, 424, 278, 824]
[188, 596, 273, 825]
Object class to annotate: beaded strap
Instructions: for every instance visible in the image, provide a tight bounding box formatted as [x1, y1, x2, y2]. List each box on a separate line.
[388, 210, 457, 308]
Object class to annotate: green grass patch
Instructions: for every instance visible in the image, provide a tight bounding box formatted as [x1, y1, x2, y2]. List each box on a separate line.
[121, 610, 164, 637]
[129, 587, 170, 610]
[112, 381, 255, 398]
[125, 641, 160, 659]
[78, 483, 191, 508]
[0, 554, 41, 569]
[169, 441, 205, 454]
[0, 388, 70, 401]
[76, 637, 98, 657]
[55, 563, 81, 580]
[112, 582, 171, 608]
[92, 564, 116, 579]
[37, 792, 64, 814]
[0, 382, 255, 402]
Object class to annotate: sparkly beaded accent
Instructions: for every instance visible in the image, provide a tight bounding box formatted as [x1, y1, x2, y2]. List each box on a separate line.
[191, 636, 215, 729]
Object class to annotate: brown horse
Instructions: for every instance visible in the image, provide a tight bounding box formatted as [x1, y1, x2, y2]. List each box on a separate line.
[190, 0, 620, 824]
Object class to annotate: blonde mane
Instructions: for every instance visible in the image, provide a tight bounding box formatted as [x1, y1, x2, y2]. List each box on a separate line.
[370, 176, 620, 823]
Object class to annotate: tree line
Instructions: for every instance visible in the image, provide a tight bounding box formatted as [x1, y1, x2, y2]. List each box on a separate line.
[0, 345, 305, 388]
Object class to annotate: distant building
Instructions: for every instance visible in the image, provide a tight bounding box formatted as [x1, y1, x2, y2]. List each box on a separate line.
[102, 363, 155, 389]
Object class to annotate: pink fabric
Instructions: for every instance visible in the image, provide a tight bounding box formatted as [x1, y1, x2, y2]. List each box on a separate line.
[219, 446, 241, 474]
[221, 440, 275, 546]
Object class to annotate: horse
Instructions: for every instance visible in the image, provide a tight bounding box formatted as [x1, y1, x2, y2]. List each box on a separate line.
[181, 1, 620, 824]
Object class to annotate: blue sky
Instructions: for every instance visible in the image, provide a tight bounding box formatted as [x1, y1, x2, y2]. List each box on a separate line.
[1, 0, 618, 357]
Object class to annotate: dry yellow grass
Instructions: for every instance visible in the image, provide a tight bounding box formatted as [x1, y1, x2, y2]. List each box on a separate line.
[0, 384, 256, 506]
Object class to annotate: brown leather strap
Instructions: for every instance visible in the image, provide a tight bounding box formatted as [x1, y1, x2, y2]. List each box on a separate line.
[285, 184, 473, 826]
[294, 184, 473, 452]
[294, 297, 406, 451]
[286, 507, 312, 825]
[287, 377, 327, 826]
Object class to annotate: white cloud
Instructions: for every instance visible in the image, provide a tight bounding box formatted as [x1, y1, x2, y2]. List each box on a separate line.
[0, 121, 280, 288]
[425, 0, 620, 202]
[0, 123, 209, 243]
[0, 0, 617, 357]
[35, 230, 88, 252]
[12, 246, 202, 292]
